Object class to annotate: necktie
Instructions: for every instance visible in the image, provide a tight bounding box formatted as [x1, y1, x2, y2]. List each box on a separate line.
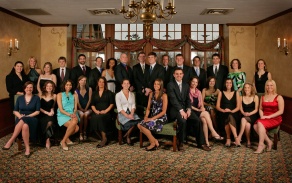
[150, 66, 153, 75]
[179, 83, 182, 93]
[99, 68, 102, 73]
[82, 66, 86, 75]
[196, 68, 199, 76]
[61, 68, 65, 81]
[142, 64, 145, 74]
[125, 65, 128, 72]
[164, 66, 167, 72]
[215, 66, 218, 76]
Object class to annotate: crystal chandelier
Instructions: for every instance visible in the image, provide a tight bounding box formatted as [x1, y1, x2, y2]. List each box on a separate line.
[120, 0, 176, 36]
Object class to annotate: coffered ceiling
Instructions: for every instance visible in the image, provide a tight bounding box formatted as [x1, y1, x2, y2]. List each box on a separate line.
[0, 0, 291, 24]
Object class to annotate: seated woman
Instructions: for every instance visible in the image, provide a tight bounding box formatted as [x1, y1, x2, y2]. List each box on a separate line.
[115, 79, 140, 146]
[37, 62, 57, 95]
[57, 80, 79, 151]
[238, 83, 259, 148]
[138, 79, 167, 151]
[189, 77, 223, 147]
[91, 77, 115, 148]
[102, 58, 117, 93]
[202, 76, 220, 132]
[39, 81, 57, 149]
[3, 81, 40, 158]
[216, 78, 241, 147]
[253, 80, 284, 154]
[75, 76, 92, 141]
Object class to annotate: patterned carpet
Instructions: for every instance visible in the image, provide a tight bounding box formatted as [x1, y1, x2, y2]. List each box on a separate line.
[0, 131, 291, 182]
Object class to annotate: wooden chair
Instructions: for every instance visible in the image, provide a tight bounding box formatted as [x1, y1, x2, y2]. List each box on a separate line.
[139, 121, 177, 152]
[268, 126, 280, 150]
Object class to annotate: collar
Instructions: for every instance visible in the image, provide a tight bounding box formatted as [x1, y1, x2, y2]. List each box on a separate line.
[175, 80, 182, 85]
[213, 64, 220, 68]
[79, 64, 86, 68]
[150, 63, 156, 68]
[177, 64, 183, 69]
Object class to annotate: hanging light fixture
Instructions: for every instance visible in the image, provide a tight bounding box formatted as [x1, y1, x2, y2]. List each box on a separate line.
[120, 0, 176, 36]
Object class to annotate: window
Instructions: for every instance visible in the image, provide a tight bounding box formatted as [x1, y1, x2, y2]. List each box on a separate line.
[153, 24, 181, 40]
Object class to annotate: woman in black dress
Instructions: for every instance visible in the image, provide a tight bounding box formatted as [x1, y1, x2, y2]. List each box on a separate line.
[216, 78, 241, 147]
[91, 77, 115, 148]
[39, 81, 57, 149]
[253, 59, 272, 95]
[5, 61, 29, 111]
[2, 81, 40, 158]
[238, 83, 259, 148]
[25, 56, 42, 94]
[37, 62, 57, 95]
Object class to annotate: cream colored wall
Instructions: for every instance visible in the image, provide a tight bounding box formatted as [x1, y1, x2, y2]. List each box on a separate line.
[40, 27, 68, 69]
[255, 12, 292, 97]
[0, 11, 41, 99]
[228, 26, 256, 83]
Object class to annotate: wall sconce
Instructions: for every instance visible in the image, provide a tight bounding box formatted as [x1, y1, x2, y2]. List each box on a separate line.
[8, 39, 19, 56]
[277, 38, 289, 55]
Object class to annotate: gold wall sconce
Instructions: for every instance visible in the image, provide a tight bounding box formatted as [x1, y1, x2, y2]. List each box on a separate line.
[8, 39, 19, 56]
[277, 38, 289, 55]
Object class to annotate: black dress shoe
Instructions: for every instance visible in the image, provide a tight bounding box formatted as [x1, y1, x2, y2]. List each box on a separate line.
[145, 145, 157, 151]
[2, 143, 13, 150]
[96, 144, 104, 148]
[201, 144, 211, 151]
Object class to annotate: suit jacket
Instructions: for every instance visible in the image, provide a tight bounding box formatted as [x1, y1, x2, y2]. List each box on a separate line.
[133, 63, 149, 94]
[163, 65, 173, 90]
[167, 81, 191, 119]
[53, 67, 71, 93]
[70, 65, 91, 89]
[144, 63, 165, 91]
[88, 67, 103, 91]
[172, 65, 193, 84]
[114, 63, 134, 93]
[207, 65, 228, 91]
[6, 73, 29, 97]
[191, 67, 207, 91]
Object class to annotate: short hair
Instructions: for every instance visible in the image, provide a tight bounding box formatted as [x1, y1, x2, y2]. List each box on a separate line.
[242, 83, 255, 96]
[43, 62, 53, 74]
[137, 51, 146, 58]
[212, 53, 220, 59]
[121, 78, 130, 85]
[106, 58, 117, 69]
[162, 54, 170, 60]
[61, 79, 75, 94]
[95, 56, 103, 62]
[189, 76, 200, 88]
[96, 76, 108, 91]
[78, 54, 86, 59]
[41, 80, 56, 96]
[256, 59, 267, 71]
[230, 59, 242, 69]
[58, 56, 66, 62]
[265, 79, 277, 95]
[23, 81, 34, 94]
[76, 75, 87, 90]
[175, 53, 184, 58]
[206, 76, 217, 90]
[223, 78, 234, 92]
[173, 67, 183, 73]
[148, 52, 157, 57]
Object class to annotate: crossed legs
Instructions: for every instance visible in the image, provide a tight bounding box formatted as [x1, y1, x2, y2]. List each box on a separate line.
[200, 111, 222, 146]
[237, 118, 251, 146]
[253, 122, 273, 153]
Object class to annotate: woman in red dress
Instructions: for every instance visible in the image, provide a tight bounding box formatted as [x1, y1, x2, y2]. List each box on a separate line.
[254, 80, 284, 154]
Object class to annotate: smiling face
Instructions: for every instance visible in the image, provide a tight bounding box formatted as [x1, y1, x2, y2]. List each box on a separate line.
[257, 60, 265, 70]
[231, 60, 239, 70]
[78, 56, 86, 65]
[64, 81, 73, 92]
[265, 81, 275, 94]
[148, 55, 156, 65]
[173, 69, 184, 82]
[190, 78, 199, 89]
[120, 53, 128, 64]
[96, 58, 103, 68]
[122, 79, 130, 90]
[209, 78, 216, 88]
[212, 56, 220, 65]
[45, 82, 53, 93]
[225, 79, 233, 90]
[138, 53, 146, 63]
[79, 77, 87, 87]
[153, 80, 161, 92]
[109, 59, 116, 68]
[43, 64, 51, 74]
[176, 56, 184, 66]
[14, 63, 23, 74]
[193, 57, 201, 67]
[25, 84, 34, 95]
[29, 58, 37, 68]
[243, 84, 251, 96]
[97, 78, 105, 88]
[162, 55, 169, 66]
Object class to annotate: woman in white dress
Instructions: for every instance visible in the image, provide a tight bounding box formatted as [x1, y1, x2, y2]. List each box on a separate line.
[102, 58, 117, 93]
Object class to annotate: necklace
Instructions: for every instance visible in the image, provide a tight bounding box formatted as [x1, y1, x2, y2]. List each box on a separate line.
[25, 95, 32, 105]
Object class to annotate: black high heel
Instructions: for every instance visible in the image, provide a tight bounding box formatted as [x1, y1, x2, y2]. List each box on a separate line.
[145, 145, 157, 151]
[2, 143, 13, 150]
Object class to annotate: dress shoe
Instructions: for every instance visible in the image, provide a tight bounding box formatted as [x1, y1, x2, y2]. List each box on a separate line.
[66, 141, 74, 145]
[24, 153, 31, 158]
[201, 144, 211, 151]
[2, 143, 13, 150]
[145, 145, 157, 151]
[60, 142, 69, 151]
[266, 142, 273, 152]
[123, 137, 134, 146]
[177, 143, 185, 151]
[254, 145, 266, 154]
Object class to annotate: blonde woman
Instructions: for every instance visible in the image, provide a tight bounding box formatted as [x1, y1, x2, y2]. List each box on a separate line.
[37, 62, 57, 95]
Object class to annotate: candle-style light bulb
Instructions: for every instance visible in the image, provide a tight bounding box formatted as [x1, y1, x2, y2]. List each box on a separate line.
[284, 38, 286, 47]
[9, 39, 12, 48]
[277, 38, 280, 48]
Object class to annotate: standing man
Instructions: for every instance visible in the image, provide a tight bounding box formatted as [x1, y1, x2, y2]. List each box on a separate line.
[115, 53, 134, 93]
[161, 54, 173, 91]
[144, 52, 165, 95]
[133, 52, 149, 109]
[172, 54, 192, 84]
[207, 53, 228, 91]
[89, 56, 103, 91]
[191, 56, 206, 91]
[167, 68, 211, 151]
[70, 54, 91, 89]
[53, 56, 71, 93]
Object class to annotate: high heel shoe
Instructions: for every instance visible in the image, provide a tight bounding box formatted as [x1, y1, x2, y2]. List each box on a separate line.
[60, 142, 68, 151]
[123, 137, 134, 146]
[2, 143, 13, 150]
[266, 142, 273, 152]
[213, 136, 224, 141]
[24, 153, 31, 158]
[145, 145, 157, 151]
[225, 138, 231, 147]
[254, 145, 266, 154]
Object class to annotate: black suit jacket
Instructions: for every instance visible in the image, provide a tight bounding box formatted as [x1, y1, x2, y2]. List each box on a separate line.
[172, 65, 193, 84]
[163, 65, 173, 90]
[207, 65, 228, 91]
[144, 64, 165, 91]
[6, 73, 29, 97]
[191, 67, 207, 91]
[88, 67, 103, 91]
[133, 63, 149, 94]
[167, 81, 191, 119]
[53, 67, 71, 93]
[114, 63, 134, 93]
[70, 65, 91, 88]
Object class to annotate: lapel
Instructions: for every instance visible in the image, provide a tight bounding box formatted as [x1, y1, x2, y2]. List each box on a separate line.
[64, 68, 70, 79]
[56, 68, 61, 77]
[174, 81, 183, 98]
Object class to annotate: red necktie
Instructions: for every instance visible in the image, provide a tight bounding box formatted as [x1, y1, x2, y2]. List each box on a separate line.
[61, 69, 65, 81]
[82, 66, 86, 75]
[125, 65, 128, 72]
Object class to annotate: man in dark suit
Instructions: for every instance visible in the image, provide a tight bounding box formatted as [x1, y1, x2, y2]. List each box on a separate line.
[167, 68, 211, 151]
[53, 56, 71, 93]
[172, 54, 192, 84]
[115, 53, 134, 93]
[161, 54, 173, 91]
[70, 54, 91, 89]
[191, 56, 206, 91]
[207, 53, 228, 91]
[144, 52, 165, 94]
[89, 56, 103, 91]
[133, 52, 149, 109]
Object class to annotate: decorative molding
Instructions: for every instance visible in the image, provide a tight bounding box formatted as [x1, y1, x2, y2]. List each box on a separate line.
[226, 23, 255, 26]
[51, 28, 65, 46]
[254, 8, 292, 25]
[230, 27, 244, 46]
[0, 7, 41, 26]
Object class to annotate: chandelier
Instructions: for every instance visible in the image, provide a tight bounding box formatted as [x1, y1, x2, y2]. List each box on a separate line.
[120, 0, 176, 36]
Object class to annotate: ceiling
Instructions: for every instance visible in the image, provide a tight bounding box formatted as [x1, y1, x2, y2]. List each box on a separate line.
[0, 0, 291, 25]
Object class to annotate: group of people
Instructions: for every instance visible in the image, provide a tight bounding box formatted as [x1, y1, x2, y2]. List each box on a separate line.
[2, 52, 284, 157]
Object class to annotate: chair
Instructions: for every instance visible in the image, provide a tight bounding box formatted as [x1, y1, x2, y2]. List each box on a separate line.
[139, 121, 177, 152]
[14, 94, 23, 151]
[267, 126, 280, 150]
